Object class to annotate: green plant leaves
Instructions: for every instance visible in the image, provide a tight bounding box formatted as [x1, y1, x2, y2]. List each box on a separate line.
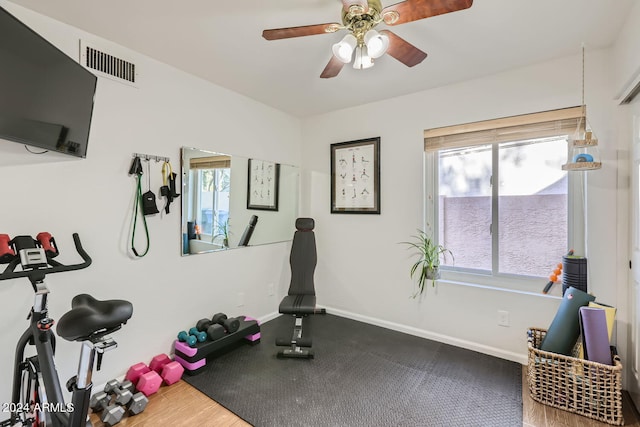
[401, 229, 453, 298]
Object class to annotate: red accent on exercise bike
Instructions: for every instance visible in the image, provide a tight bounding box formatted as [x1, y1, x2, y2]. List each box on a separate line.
[0, 234, 15, 264]
[38, 318, 55, 331]
[36, 232, 59, 258]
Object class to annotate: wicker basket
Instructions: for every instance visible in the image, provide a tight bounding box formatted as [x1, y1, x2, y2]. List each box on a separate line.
[527, 327, 624, 425]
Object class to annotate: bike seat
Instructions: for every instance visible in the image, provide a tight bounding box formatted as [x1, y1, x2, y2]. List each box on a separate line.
[56, 294, 133, 342]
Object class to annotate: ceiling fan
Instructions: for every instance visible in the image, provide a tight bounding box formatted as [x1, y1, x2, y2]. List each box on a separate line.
[262, 0, 473, 78]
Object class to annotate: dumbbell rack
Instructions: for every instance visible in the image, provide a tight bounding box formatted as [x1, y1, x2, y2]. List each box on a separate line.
[174, 316, 260, 375]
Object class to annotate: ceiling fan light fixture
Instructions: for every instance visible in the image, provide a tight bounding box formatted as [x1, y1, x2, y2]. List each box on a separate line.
[382, 10, 400, 25]
[353, 45, 374, 70]
[348, 4, 367, 16]
[364, 29, 389, 59]
[332, 34, 357, 63]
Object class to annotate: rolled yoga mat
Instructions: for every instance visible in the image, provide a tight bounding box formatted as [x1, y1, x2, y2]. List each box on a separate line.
[576, 302, 616, 358]
[588, 302, 616, 340]
[579, 307, 612, 365]
[540, 286, 595, 355]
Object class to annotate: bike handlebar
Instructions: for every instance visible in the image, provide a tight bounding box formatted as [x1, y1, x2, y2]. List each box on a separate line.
[0, 233, 92, 281]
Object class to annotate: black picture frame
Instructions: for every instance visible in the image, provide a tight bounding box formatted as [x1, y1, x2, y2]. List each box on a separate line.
[331, 137, 380, 214]
[247, 158, 280, 211]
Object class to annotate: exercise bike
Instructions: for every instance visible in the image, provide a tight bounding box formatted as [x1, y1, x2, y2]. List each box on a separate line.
[0, 233, 133, 427]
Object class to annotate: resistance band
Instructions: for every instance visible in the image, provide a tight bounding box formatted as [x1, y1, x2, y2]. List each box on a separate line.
[160, 161, 175, 214]
[129, 157, 150, 257]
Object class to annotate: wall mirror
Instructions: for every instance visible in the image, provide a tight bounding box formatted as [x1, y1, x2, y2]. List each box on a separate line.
[181, 146, 299, 255]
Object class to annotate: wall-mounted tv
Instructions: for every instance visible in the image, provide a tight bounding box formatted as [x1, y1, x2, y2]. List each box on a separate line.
[0, 6, 97, 158]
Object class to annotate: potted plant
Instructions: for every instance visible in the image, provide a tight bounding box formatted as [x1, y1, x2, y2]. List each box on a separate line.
[212, 217, 230, 248]
[402, 230, 453, 298]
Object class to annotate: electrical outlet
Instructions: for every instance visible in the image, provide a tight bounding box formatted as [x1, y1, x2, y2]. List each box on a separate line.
[237, 292, 245, 307]
[498, 310, 509, 327]
[267, 283, 275, 296]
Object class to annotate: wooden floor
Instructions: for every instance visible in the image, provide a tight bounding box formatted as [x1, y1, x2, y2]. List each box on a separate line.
[89, 380, 249, 427]
[90, 367, 640, 427]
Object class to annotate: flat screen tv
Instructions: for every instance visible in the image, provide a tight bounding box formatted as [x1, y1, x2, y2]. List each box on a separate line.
[0, 6, 97, 158]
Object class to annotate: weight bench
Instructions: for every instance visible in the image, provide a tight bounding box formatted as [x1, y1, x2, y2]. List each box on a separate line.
[276, 218, 325, 359]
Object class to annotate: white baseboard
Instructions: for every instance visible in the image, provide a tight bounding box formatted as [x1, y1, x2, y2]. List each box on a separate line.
[321, 306, 528, 365]
[257, 311, 280, 324]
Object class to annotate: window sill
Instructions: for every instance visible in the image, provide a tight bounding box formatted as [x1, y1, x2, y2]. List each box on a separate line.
[437, 271, 563, 299]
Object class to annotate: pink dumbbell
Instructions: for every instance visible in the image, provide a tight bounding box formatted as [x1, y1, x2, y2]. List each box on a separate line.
[136, 370, 162, 396]
[161, 361, 184, 385]
[125, 362, 150, 384]
[149, 353, 172, 373]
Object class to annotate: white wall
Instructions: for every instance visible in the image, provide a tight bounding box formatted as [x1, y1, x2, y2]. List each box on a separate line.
[0, 2, 300, 406]
[611, 2, 640, 394]
[612, 0, 640, 100]
[300, 49, 622, 365]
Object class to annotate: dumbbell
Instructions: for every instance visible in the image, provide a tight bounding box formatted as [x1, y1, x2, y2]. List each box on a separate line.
[90, 389, 125, 426]
[136, 370, 162, 396]
[195, 318, 212, 331]
[104, 379, 133, 405]
[188, 327, 208, 343]
[195, 317, 225, 341]
[161, 361, 184, 385]
[125, 362, 150, 384]
[100, 404, 125, 426]
[148, 353, 182, 386]
[124, 391, 149, 416]
[125, 355, 181, 392]
[211, 312, 240, 334]
[89, 391, 110, 413]
[149, 353, 172, 373]
[177, 330, 197, 347]
[207, 323, 225, 341]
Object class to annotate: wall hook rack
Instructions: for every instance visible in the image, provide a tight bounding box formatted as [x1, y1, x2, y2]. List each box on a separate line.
[132, 152, 170, 163]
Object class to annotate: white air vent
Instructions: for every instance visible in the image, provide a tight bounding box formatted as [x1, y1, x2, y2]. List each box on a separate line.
[80, 40, 138, 87]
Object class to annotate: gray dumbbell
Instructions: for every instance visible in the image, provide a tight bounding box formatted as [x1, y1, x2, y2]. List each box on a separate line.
[100, 404, 125, 426]
[119, 379, 135, 393]
[103, 379, 120, 393]
[114, 387, 133, 405]
[126, 392, 149, 416]
[104, 379, 133, 405]
[89, 391, 110, 412]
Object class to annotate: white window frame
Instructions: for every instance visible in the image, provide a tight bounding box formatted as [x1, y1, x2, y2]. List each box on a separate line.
[423, 107, 587, 294]
[188, 154, 232, 241]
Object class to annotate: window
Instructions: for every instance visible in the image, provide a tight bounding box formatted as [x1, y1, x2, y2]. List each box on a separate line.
[196, 168, 230, 238]
[424, 106, 585, 290]
[188, 155, 231, 241]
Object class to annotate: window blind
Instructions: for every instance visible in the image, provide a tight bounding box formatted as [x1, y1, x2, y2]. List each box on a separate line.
[424, 106, 585, 152]
[189, 155, 231, 169]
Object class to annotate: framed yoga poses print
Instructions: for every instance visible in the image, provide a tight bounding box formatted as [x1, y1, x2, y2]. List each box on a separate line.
[247, 158, 280, 211]
[330, 137, 380, 214]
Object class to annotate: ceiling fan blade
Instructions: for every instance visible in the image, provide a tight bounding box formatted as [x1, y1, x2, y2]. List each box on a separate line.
[262, 23, 341, 40]
[382, 0, 472, 26]
[341, 0, 369, 13]
[320, 55, 345, 79]
[380, 30, 427, 67]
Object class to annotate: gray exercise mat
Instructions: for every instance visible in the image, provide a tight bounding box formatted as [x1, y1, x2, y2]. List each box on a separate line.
[184, 314, 522, 427]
